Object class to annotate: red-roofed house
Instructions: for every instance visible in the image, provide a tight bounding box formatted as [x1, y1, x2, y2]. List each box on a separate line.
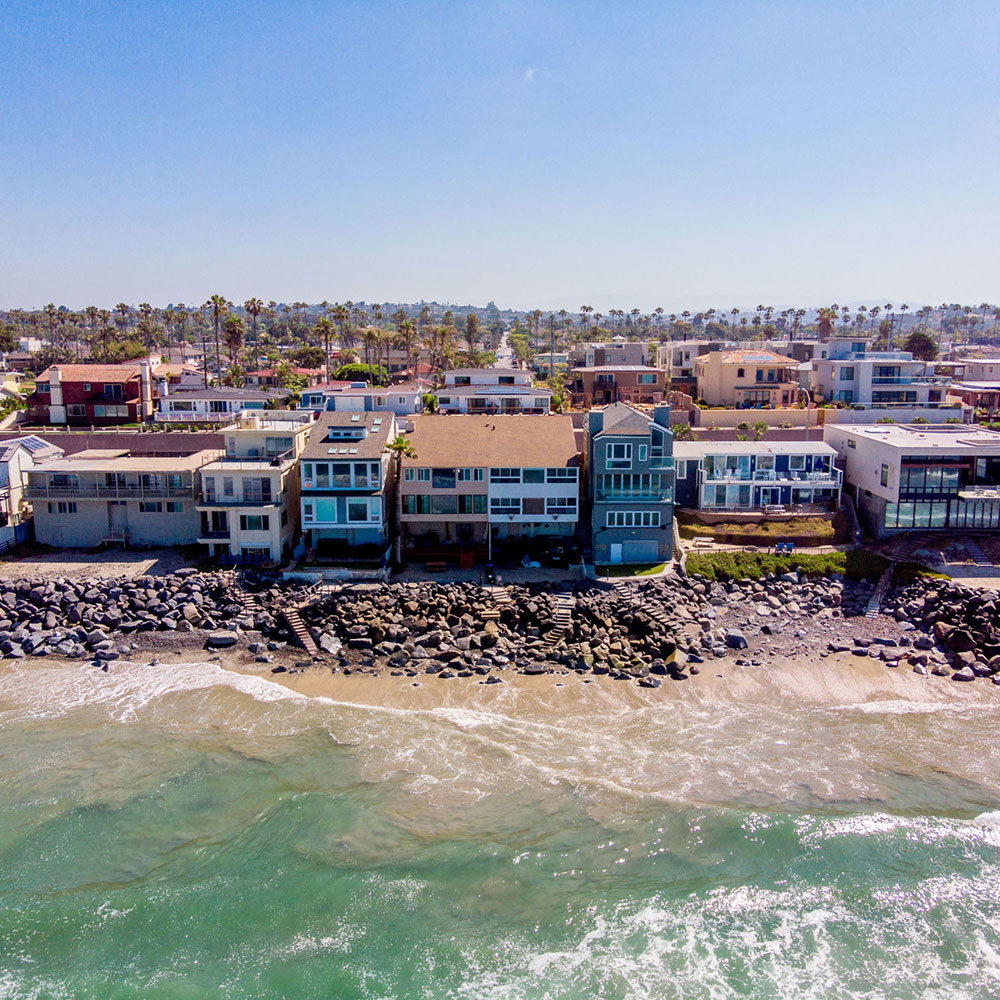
[27, 363, 159, 425]
[244, 368, 326, 388]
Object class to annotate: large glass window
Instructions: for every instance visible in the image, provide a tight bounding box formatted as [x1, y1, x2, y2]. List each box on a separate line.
[490, 468, 520, 483]
[432, 468, 456, 489]
[522, 468, 545, 484]
[347, 501, 369, 522]
[490, 497, 521, 513]
[606, 443, 632, 469]
[430, 495, 458, 515]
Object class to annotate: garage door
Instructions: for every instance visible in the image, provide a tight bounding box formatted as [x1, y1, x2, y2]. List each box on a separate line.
[622, 539, 659, 563]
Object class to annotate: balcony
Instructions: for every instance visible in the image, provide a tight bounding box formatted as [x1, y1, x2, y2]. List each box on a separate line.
[871, 375, 948, 385]
[701, 468, 842, 487]
[199, 491, 282, 507]
[198, 530, 231, 540]
[27, 483, 194, 500]
[596, 489, 672, 502]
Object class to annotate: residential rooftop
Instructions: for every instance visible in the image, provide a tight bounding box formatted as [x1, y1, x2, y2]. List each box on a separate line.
[300, 411, 394, 461]
[695, 350, 798, 366]
[32, 449, 218, 473]
[672, 440, 837, 458]
[400, 414, 580, 468]
[828, 423, 1000, 451]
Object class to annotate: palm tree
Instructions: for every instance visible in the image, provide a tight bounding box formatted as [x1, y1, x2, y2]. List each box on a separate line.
[730, 307, 740, 336]
[244, 297, 264, 349]
[223, 315, 245, 368]
[362, 327, 380, 383]
[397, 318, 416, 377]
[314, 316, 334, 382]
[388, 435, 418, 563]
[205, 294, 230, 385]
[114, 302, 130, 332]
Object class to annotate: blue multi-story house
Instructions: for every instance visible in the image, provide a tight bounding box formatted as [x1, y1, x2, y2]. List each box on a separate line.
[673, 440, 842, 511]
[587, 403, 674, 565]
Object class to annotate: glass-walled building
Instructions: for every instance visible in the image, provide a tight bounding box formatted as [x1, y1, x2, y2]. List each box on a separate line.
[824, 423, 1000, 536]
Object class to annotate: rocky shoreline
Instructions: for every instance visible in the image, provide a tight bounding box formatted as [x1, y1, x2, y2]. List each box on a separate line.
[0, 566, 995, 689]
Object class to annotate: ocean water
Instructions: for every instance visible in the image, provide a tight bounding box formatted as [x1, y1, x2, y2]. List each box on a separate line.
[2, 661, 1000, 999]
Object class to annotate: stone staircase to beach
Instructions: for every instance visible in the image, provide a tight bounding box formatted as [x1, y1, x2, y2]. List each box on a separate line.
[480, 586, 511, 622]
[965, 538, 992, 567]
[546, 594, 576, 644]
[865, 568, 893, 619]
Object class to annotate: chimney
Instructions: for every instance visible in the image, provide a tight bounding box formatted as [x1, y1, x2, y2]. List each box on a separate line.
[49, 366, 66, 424]
[140, 361, 153, 421]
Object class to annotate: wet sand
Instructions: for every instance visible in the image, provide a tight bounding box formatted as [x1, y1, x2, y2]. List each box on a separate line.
[225, 649, 1000, 714]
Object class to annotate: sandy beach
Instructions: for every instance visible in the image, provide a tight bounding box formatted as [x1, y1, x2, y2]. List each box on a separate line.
[222, 646, 1000, 714]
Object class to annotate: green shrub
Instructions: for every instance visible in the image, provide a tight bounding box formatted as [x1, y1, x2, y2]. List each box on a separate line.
[687, 548, 890, 583]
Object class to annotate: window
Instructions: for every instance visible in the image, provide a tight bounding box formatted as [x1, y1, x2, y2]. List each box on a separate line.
[67, 404, 86, 418]
[170, 400, 194, 412]
[303, 503, 314, 521]
[598, 473, 667, 499]
[398, 397, 406, 405]
[789, 455, 805, 470]
[637, 444, 648, 463]
[223, 477, 234, 497]
[847, 439, 856, 449]
[93, 404, 129, 418]
[48, 502, 77, 514]
[880, 464, 889, 488]
[473, 468, 484, 482]
[737, 368, 745, 378]
[209, 400, 229, 413]
[546, 497, 577, 514]
[498, 376, 514, 385]
[166, 501, 183, 513]
[490, 497, 521, 514]
[637, 373, 656, 384]
[458, 494, 481, 514]
[347, 501, 369, 522]
[403, 495, 430, 514]
[375, 396, 387, 407]
[430, 495, 458, 514]
[432, 468, 456, 489]
[404, 468, 415, 481]
[490, 468, 520, 483]
[103, 383, 124, 400]
[453, 376, 471, 386]
[534, 398, 549, 409]
[458, 468, 473, 481]
[606, 510, 660, 527]
[756, 369, 764, 381]
[606, 443, 632, 469]
[139, 501, 162, 513]
[437, 397, 451, 405]
[522, 468, 544, 484]
[675, 460, 687, 479]
[36, 382, 50, 394]
[546, 468, 577, 482]
[839, 367, 855, 381]
[417, 468, 430, 482]
[239, 514, 270, 531]
[767, 369, 775, 382]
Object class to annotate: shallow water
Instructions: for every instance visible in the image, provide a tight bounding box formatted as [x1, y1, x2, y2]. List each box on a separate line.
[2, 660, 1000, 998]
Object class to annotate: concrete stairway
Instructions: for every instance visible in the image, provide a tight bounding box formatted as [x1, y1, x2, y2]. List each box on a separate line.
[865, 568, 893, 619]
[547, 595, 576, 643]
[965, 538, 992, 566]
[481, 586, 511, 622]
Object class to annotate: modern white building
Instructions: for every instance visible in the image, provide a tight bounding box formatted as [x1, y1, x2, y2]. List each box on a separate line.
[812, 340, 951, 408]
[157, 387, 286, 422]
[824, 423, 1000, 536]
[298, 380, 430, 416]
[196, 411, 314, 563]
[0, 435, 64, 543]
[673, 440, 842, 511]
[436, 368, 552, 414]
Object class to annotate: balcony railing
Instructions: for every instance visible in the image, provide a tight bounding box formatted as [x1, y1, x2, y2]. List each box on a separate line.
[199, 530, 231, 540]
[199, 491, 281, 507]
[701, 469, 842, 486]
[871, 375, 948, 385]
[27, 483, 194, 499]
[596, 490, 672, 502]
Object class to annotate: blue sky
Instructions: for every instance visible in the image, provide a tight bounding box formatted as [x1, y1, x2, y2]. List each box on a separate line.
[2, 1, 998, 311]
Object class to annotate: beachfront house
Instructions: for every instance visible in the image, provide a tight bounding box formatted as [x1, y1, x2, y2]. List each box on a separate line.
[824, 422, 1000, 536]
[587, 403, 674, 565]
[397, 414, 581, 564]
[196, 410, 314, 564]
[27, 449, 217, 548]
[672, 440, 842, 511]
[298, 412, 394, 558]
[694, 350, 801, 408]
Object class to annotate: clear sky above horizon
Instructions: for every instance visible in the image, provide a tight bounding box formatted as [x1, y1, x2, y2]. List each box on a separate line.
[2, 0, 998, 313]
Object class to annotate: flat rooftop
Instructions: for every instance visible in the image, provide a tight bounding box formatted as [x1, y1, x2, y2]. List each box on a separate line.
[673, 440, 836, 458]
[828, 423, 1000, 451]
[33, 450, 219, 473]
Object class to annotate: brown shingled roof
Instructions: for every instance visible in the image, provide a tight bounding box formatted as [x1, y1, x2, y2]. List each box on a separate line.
[400, 414, 580, 468]
[36, 363, 143, 382]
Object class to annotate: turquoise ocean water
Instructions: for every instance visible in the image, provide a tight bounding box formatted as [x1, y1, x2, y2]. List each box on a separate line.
[2, 659, 1000, 999]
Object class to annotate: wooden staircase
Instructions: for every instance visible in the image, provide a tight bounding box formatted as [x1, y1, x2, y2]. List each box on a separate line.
[547, 595, 576, 643]
[281, 607, 320, 656]
[865, 568, 892, 619]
